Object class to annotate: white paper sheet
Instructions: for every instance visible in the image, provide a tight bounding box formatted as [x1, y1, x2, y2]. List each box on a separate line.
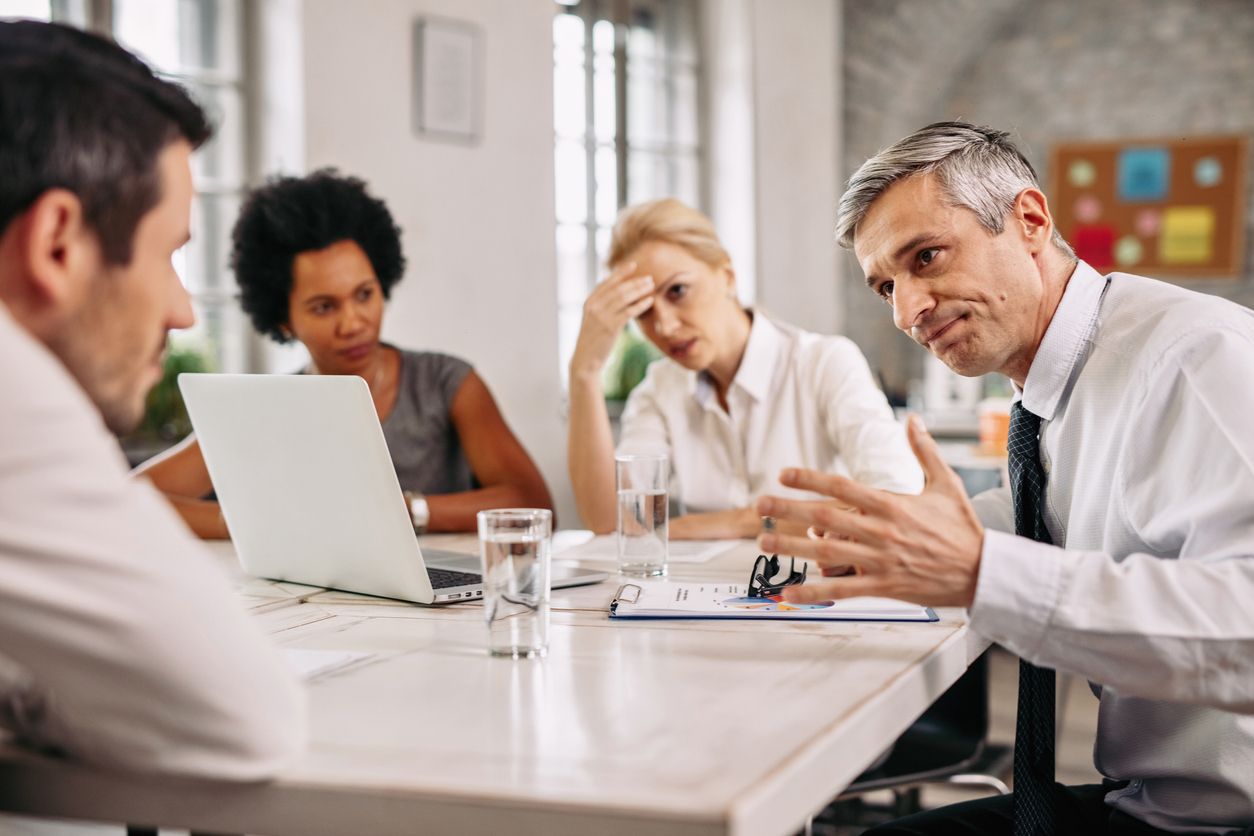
[557, 535, 738, 564]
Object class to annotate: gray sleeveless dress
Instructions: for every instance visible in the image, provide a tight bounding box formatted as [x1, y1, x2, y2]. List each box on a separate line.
[379, 347, 475, 494]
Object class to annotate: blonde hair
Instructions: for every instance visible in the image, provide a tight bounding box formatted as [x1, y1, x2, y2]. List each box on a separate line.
[608, 198, 731, 270]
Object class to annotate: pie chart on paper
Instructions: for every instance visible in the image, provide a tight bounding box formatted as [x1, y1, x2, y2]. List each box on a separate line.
[719, 596, 836, 612]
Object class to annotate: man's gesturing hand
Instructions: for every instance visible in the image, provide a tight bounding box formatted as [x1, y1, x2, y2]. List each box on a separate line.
[754, 416, 986, 608]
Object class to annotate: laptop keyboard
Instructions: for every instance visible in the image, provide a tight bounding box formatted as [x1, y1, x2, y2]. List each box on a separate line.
[427, 567, 482, 589]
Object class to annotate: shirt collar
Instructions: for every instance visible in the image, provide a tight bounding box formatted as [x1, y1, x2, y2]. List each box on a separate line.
[692, 310, 782, 408]
[1020, 260, 1110, 421]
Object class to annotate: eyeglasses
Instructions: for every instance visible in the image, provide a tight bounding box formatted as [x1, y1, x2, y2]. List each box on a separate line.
[747, 553, 808, 598]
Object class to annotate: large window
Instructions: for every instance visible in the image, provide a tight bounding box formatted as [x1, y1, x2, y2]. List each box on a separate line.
[1, 0, 250, 374]
[115, 0, 250, 373]
[553, 0, 703, 383]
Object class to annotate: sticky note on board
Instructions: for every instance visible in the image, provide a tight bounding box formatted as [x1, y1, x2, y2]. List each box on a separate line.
[1074, 195, 1102, 223]
[1194, 156, 1223, 188]
[1118, 147, 1170, 202]
[1159, 207, 1215, 263]
[1068, 159, 1097, 188]
[1073, 224, 1117, 268]
[1114, 235, 1144, 267]
[1135, 208, 1161, 238]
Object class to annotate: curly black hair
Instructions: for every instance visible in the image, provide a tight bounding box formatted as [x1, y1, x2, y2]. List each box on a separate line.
[230, 169, 406, 343]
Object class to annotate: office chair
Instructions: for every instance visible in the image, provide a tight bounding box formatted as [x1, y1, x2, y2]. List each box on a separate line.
[817, 651, 1011, 824]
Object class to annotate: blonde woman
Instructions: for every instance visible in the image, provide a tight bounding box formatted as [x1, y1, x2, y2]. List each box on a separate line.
[567, 198, 923, 540]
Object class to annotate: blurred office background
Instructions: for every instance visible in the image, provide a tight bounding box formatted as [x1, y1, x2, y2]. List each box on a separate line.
[2, 0, 1251, 529]
[1, 3, 1249, 831]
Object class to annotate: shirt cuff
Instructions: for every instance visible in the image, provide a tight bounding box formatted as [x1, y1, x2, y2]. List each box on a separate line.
[968, 528, 1066, 660]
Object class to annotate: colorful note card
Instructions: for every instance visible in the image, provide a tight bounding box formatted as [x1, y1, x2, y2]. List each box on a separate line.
[1159, 206, 1215, 263]
[1074, 224, 1117, 267]
[1075, 195, 1102, 223]
[1135, 208, 1161, 238]
[1118, 147, 1170, 202]
[1114, 235, 1144, 267]
[1194, 156, 1223, 188]
[1068, 159, 1097, 188]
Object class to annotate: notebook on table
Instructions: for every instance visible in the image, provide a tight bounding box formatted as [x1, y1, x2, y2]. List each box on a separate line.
[609, 581, 938, 622]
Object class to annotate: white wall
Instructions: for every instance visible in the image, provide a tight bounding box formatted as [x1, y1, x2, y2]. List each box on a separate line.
[302, 0, 575, 525]
[701, 0, 757, 303]
[745, 0, 842, 336]
[702, 0, 843, 334]
[298, 0, 846, 528]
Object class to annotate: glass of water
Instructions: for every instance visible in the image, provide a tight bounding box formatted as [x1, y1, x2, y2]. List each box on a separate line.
[477, 508, 552, 658]
[615, 453, 668, 577]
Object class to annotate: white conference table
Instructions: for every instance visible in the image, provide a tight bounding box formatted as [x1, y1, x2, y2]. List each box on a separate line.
[0, 535, 988, 836]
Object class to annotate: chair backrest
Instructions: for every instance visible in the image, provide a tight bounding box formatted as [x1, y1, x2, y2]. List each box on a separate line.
[910, 651, 989, 746]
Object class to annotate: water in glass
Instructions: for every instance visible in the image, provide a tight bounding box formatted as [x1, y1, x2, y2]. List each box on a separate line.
[481, 531, 549, 658]
[617, 488, 668, 577]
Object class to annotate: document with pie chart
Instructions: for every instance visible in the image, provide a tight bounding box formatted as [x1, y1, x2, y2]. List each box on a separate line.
[609, 581, 937, 622]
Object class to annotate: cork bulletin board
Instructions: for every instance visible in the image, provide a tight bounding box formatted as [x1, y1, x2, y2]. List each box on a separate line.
[1049, 135, 1247, 278]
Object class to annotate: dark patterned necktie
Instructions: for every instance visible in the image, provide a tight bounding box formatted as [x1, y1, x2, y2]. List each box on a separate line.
[1008, 401, 1056, 836]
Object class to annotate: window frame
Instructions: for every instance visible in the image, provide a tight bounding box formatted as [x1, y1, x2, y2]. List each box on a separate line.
[552, 0, 706, 387]
[8, 0, 255, 374]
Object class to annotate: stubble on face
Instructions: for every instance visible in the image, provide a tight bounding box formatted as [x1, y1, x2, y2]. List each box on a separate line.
[48, 268, 168, 434]
[853, 174, 1043, 382]
[45, 142, 194, 435]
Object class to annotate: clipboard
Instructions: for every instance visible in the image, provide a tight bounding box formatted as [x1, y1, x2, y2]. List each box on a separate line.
[609, 582, 939, 622]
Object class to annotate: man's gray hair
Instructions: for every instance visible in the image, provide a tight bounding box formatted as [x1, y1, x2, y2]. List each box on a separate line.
[836, 121, 1076, 259]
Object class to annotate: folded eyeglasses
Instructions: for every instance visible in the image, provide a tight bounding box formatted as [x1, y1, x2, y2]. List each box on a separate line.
[747, 553, 808, 598]
[748, 516, 807, 598]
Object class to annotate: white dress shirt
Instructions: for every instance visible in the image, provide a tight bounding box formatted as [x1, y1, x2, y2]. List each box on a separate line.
[969, 261, 1254, 832]
[0, 302, 305, 779]
[618, 312, 923, 512]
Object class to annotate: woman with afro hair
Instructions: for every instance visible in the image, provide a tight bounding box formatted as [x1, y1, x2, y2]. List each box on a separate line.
[136, 169, 553, 537]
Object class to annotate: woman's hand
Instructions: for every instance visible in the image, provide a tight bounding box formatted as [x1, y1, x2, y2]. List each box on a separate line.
[569, 261, 655, 380]
[668, 508, 813, 541]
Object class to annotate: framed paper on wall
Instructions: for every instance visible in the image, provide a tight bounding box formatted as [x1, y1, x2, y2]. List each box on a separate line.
[412, 17, 482, 143]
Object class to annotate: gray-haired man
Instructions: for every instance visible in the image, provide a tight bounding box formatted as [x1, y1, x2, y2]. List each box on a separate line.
[756, 122, 1254, 834]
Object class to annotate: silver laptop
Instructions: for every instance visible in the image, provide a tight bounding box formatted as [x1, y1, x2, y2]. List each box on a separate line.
[179, 373, 607, 605]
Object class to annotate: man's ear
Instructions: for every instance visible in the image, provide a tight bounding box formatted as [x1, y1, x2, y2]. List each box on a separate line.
[1012, 188, 1054, 256]
[20, 188, 99, 310]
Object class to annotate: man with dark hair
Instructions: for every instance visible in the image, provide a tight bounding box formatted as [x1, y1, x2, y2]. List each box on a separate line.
[757, 121, 1254, 834]
[0, 20, 304, 777]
